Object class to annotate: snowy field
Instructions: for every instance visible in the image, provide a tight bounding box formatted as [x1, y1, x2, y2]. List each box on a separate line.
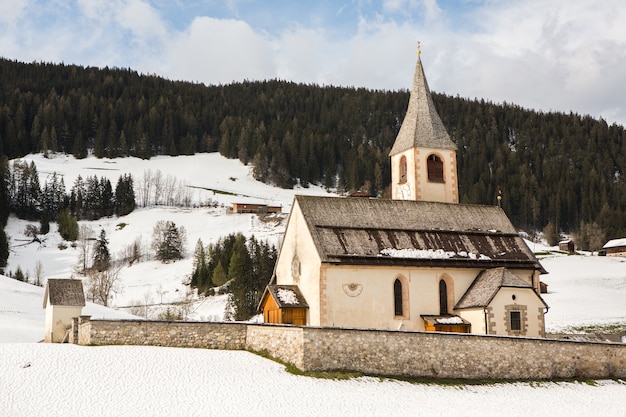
[1, 153, 625, 415]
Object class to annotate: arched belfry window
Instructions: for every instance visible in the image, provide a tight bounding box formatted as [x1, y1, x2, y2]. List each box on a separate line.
[427, 154, 444, 183]
[399, 155, 407, 183]
[394, 279, 403, 316]
[439, 279, 448, 315]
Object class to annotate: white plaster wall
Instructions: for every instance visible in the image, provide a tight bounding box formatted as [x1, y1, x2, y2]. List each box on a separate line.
[45, 304, 83, 343]
[490, 287, 546, 337]
[321, 266, 480, 331]
[274, 200, 322, 326]
[459, 308, 487, 334]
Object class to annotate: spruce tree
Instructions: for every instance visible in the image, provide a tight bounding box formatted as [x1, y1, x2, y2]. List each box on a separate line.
[93, 229, 111, 272]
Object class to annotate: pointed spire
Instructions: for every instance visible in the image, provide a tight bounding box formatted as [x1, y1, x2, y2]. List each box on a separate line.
[389, 46, 456, 156]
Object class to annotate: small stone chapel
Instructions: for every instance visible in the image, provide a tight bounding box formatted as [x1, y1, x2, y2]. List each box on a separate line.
[260, 47, 548, 337]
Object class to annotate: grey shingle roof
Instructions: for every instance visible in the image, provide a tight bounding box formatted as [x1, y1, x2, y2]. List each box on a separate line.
[389, 55, 456, 156]
[43, 279, 86, 308]
[294, 195, 544, 271]
[267, 285, 309, 308]
[455, 267, 548, 309]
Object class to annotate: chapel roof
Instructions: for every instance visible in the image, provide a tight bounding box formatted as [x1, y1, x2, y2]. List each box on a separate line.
[294, 195, 545, 272]
[43, 279, 86, 308]
[454, 267, 548, 309]
[389, 52, 456, 156]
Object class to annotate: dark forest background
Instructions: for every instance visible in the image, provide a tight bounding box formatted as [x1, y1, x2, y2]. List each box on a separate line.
[1, 58, 624, 247]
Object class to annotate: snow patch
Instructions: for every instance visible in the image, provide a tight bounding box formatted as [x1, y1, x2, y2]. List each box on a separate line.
[276, 288, 298, 305]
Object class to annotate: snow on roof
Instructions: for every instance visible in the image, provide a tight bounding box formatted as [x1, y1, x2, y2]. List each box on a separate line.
[276, 288, 298, 305]
[380, 248, 491, 260]
[602, 238, 626, 248]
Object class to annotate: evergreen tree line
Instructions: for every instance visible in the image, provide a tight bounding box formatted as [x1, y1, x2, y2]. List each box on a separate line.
[1, 58, 625, 240]
[190, 233, 277, 321]
[6, 160, 136, 223]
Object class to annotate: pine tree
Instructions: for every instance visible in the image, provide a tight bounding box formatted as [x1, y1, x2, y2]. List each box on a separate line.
[226, 234, 253, 321]
[93, 229, 111, 272]
[190, 239, 209, 291]
[114, 174, 135, 216]
[152, 220, 186, 262]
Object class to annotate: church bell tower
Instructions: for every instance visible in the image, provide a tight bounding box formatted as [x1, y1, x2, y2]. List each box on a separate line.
[390, 45, 458, 204]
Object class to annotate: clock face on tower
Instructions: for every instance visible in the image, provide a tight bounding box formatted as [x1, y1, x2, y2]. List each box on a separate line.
[396, 183, 411, 200]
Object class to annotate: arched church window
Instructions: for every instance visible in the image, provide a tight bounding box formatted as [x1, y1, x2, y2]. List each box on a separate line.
[439, 279, 448, 315]
[394, 279, 403, 316]
[399, 155, 407, 183]
[427, 154, 444, 183]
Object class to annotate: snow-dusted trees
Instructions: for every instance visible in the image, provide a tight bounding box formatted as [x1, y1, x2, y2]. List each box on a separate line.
[191, 233, 277, 321]
[9, 160, 41, 219]
[151, 220, 186, 262]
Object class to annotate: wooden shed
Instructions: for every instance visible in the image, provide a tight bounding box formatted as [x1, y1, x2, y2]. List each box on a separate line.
[601, 238, 626, 257]
[43, 279, 86, 343]
[231, 203, 282, 214]
[421, 315, 471, 333]
[559, 240, 575, 253]
[259, 285, 308, 325]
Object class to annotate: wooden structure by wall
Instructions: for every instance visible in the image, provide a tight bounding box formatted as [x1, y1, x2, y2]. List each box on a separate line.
[260, 285, 308, 325]
[422, 315, 471, 333]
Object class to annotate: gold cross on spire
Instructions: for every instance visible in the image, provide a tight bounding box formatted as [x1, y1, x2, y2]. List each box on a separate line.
[417, 41, 421, 56]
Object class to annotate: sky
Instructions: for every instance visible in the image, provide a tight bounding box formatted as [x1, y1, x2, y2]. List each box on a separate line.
[0, 1, 625, 126]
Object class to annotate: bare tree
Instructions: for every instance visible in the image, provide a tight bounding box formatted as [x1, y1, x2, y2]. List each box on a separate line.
[137, 169, 153, 207]
[33, 261, 44, 287]
[152, 169, 163, 205]
[76, 224, 95, 274]
[119, 236, 144, 266]
[86, 261, 123, 307]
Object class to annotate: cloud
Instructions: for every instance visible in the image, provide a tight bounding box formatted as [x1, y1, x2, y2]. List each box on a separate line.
[162, 16, 276, 85]
[0, 0, 624, 126]
[0, 0, 31, 26]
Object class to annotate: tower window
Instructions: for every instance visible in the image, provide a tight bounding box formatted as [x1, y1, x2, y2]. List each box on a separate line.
[399, 155, 407, 183]
[427, 154, 444, 182]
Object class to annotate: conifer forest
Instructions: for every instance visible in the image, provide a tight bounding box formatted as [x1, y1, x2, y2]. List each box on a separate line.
[1, 57, 625, 251]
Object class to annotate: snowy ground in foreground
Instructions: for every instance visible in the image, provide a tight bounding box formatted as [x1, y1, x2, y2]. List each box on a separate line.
[1, 343, 624, 417]
[2, 152, 626, 416]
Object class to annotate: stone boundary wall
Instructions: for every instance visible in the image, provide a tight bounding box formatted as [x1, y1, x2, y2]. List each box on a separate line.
[297, 326, 626, 379]
[79, 319, 247, 350]
[77, 319, 626, 380]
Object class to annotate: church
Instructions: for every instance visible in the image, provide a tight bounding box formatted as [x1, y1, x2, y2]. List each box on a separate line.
[259, 49, 548, 337]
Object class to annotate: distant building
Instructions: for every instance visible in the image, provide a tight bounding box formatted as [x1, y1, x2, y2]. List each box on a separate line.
[43, 279, 85, 343]
[601, 238, 626, 257]
[260, 47, 549, 337]
[559, 240, 575, 253]
[231, 203, 281, 214]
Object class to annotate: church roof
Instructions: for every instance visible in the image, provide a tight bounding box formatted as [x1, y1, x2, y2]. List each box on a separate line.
[294, 195, 545, 272]
[389, 54, 456, 156]
[455, 267, 548, 309]
[43, 279, 86, 308]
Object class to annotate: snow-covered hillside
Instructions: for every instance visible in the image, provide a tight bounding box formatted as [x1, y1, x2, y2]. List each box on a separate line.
[3, 153, 626, 332]
[1, 153, 625, 416]
[5, 152, 333, 320]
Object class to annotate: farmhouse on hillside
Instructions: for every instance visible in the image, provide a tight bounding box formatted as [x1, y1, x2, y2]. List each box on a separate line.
[260, 47, 549, 337]
[600, 238, 626, 257]
[43, 279, 86, 343]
